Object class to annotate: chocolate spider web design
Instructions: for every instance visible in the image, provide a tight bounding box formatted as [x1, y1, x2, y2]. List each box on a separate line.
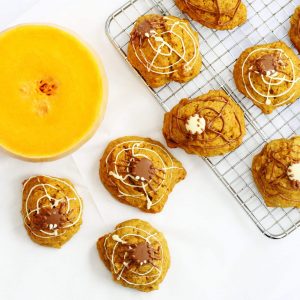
[256, 142, 300, 202]
[132, 16, 199, 75]
[23, 175, 82, 239]
[174, 96, 244, 149]
[104, 225, 163, 286]
[242, 48, 300, 107]
[183, 0, 241, 27]
[106, 140, 181, 209]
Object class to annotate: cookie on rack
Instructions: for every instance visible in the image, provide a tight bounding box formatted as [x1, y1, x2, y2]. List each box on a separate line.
[22, 175, 82, 248]
[162, 90, 246, 157]
[97, 219, 170, 292]
[175, 0, 247, 30]
[252, 136, 300, 207]
[127, 14, 202, 88]
[233, 41, 300, 114]
[99, 136, 186, 213]
[289, 6, 300, 52]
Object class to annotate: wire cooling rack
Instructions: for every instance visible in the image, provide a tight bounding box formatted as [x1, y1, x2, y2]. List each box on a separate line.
[106, 0, 300, 239]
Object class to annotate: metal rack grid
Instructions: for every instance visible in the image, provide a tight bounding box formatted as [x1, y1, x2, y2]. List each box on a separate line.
[106, 0, 300, 239]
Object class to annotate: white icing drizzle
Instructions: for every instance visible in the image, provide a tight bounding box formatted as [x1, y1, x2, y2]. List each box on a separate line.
[185, 114, 206, 134]
[241, 47, 300, 107]
[22, 175, 82, 239]
[132, 16, 199, 75]
[105, 140, 183, 209]
[104, 225, 163, 286]
[112, 234, 127, 244]
[287, 162, 300, 182]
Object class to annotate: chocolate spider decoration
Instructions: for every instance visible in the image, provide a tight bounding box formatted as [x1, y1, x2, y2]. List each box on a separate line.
[113, 149, 166, 195]
[250, 52, 287, 76]
[130, 157, 156, 181]
[130, 16, 164, 44]
[31, 202, 71, 231]
[119, 241, 161, 268]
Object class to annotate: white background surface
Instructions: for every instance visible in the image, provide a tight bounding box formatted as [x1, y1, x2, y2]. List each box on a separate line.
[0, 1, 300, 300]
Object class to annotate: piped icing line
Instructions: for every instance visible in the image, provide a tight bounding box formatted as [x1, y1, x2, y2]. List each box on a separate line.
[132, 16, 199, 75]
[241, 47, 300, 107]
[104, 225, 163, 286]
[105, 140, 182, 209]
[22, 175, 82, 239]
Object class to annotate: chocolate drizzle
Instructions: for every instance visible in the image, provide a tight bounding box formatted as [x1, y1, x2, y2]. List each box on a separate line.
[173, 96, 243, 149]
[255, 140, 300, 202]
[184, 0, 241, 27]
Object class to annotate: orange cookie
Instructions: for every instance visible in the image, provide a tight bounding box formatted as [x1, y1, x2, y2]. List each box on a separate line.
[163, 90, 246, 157]
[234, 41, 300, 114]
[289, 6, 300, 52]
[99, 136, 186, 213]
[252, 137, 300, 208]
[22, 175, 82, 248]
[175, 0, 247, 30]
[127, 14, 202, 88]
[97, 219, 170, 292]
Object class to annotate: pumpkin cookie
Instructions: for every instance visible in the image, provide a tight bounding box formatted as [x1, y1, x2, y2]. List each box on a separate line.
[97, 219, 170, 292]
[162, 90, 246, 157]
[175, 0, 247, 30]
[289, 6, 300, 53]
[252, 137, 300, 207]
[233, 41, 300, 114]
[127, 14, 202, 88]
[22, 175, 82, 248]
[99, 136, 186, 213]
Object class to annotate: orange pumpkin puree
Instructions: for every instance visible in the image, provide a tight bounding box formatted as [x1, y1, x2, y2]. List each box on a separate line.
[0, 24, 106, 160]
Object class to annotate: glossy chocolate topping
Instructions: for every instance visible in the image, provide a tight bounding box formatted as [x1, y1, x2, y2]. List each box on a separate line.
[255, 54, 277, 75]
[124, 242, 160, 266]
[131, 158, 154, 181]
[31, 202, 69, 231]
[131, 16, 164, 42]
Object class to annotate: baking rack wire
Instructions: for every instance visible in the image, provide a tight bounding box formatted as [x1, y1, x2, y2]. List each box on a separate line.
[105, 0, 300, 239]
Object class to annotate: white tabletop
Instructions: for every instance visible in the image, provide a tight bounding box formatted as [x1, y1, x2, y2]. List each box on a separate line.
[1, 1, 300, 300]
